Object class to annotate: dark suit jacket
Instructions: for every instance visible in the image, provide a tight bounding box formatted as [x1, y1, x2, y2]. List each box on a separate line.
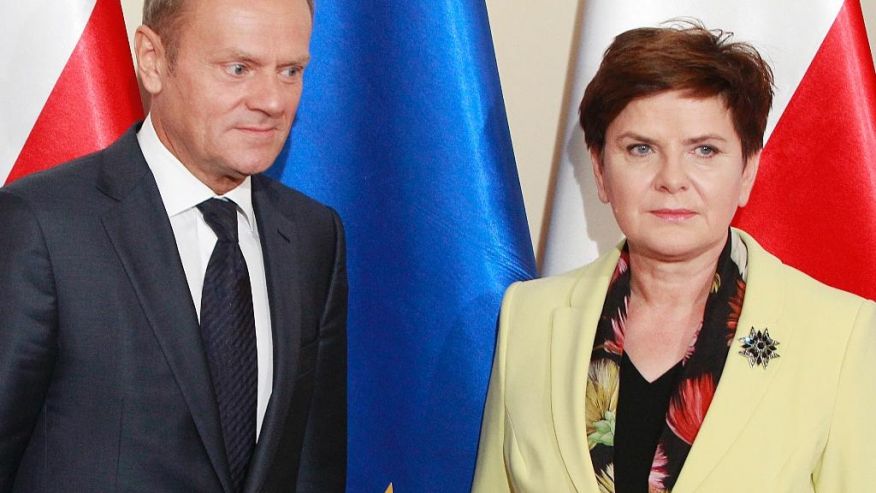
[0, 127, 347, 492]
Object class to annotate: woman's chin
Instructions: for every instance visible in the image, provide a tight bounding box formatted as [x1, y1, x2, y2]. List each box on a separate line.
[627, 234, 725, 263]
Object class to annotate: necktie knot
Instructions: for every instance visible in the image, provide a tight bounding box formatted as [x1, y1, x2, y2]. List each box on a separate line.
[198, 198, 239, 242]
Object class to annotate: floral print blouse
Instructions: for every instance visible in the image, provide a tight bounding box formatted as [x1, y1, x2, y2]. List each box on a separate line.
[586, 231, 749, 492]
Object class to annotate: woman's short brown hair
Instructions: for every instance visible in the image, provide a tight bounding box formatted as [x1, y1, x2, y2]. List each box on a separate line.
[579, 21, 774, 160]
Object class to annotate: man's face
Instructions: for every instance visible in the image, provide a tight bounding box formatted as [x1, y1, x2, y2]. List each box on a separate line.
[149, 0, 312, 193]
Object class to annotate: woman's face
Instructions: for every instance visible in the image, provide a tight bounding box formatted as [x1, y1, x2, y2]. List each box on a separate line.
[592, 90, 760, 262]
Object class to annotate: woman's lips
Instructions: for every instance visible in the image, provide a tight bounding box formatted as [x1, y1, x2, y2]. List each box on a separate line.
[650, 209, 696, 222]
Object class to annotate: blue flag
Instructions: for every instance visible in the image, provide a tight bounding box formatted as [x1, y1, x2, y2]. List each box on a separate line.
[268, 3, 536, 491]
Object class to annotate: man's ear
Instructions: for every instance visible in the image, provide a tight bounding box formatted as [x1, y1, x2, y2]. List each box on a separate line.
[135, 25, 167, 96]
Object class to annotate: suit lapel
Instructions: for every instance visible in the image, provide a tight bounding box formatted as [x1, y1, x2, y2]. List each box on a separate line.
[550, 248, 621, 492]
[551, 307, 599, 492]
[673, 232, 789, 492]
[243, 176, 305, 493]
[97, 132, 233, 493]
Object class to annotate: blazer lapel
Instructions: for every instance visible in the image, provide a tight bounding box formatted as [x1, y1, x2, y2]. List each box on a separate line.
[97, 132, 233, 493]
[551, 247, 621, 492]
[673, 232, 790, 492]
[243, 176, 305, 493]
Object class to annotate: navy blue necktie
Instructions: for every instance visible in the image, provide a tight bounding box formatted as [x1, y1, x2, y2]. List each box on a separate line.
[197, 198, 257, 492]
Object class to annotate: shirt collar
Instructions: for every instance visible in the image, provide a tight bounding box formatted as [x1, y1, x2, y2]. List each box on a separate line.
[137, 114, 256, 231]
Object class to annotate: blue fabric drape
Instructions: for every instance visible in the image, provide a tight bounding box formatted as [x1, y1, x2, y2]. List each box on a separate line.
[268, 3, 536, 491]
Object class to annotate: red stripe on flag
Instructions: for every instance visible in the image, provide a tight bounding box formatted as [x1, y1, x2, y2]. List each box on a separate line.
[734, 0, 876, 300]
[6, 0, 143, 184]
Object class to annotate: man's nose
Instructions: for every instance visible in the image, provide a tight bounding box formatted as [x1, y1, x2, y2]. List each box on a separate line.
[247, 73, 288, 116]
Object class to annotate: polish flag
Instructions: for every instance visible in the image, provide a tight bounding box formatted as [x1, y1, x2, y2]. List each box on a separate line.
[542, 0, 876, 300]
[1, 0, 143, 185]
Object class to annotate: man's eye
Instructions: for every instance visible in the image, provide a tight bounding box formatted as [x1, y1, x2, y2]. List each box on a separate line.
[280, 66, 303, 79]
[225, 64, 247, 76]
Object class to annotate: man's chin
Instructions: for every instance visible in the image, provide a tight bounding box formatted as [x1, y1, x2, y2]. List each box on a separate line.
[223, 145, 285, 175]
[231, 160, 276, 177]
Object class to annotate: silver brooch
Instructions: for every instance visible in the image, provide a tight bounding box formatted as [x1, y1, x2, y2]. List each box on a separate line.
[738, 328, 780, 369]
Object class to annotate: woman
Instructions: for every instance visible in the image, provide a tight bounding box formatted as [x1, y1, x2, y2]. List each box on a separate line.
[472, 23, 876, 492]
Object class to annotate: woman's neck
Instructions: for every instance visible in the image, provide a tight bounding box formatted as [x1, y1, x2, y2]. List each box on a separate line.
[627, 238, 726, 311]
[621, 240, 726, 381]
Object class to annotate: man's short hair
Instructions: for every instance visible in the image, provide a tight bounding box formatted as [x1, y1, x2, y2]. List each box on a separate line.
[142, 0, 315, 66]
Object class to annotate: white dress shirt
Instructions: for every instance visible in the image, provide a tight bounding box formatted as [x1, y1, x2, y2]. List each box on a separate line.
[137, 115, 273, 439]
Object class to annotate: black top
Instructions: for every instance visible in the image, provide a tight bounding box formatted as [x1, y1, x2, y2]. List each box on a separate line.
[615, 353, 684, 493]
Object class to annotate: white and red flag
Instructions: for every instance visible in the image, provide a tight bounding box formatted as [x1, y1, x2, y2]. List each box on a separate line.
[542, 0, 876, 300]
[1, 0, 142, 184]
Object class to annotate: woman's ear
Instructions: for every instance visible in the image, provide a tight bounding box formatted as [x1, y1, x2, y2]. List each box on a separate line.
[738, 150, 761, 207]
[591, 148, 610, 204]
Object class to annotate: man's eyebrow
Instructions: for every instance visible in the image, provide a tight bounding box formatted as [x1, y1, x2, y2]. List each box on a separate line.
[217, 51, 310, 67]
[281, 55, 311, 67]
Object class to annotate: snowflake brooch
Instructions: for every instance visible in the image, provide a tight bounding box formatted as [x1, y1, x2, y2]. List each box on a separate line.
[738, 328, 780, 369]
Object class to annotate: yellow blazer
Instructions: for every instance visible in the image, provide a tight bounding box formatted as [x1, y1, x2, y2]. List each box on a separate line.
[473, 230, 876, 492]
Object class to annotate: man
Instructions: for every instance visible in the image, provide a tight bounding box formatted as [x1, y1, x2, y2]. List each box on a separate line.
[0, 0, 346, 491]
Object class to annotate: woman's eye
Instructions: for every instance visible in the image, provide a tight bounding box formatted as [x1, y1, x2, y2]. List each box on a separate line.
[627, 144, 652, 156]
[695, 145, 718, 157]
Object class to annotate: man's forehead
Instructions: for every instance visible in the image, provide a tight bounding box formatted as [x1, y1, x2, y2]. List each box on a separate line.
[180, 0, 313, 20]
[175, 0, 313, 50]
